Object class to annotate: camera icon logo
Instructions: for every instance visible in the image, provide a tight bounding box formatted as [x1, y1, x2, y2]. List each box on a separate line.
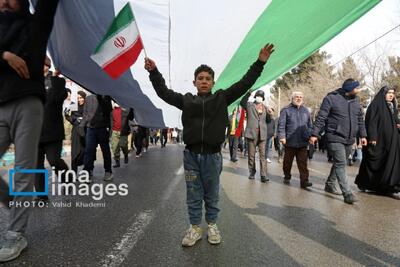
[9, 167, 48, 196]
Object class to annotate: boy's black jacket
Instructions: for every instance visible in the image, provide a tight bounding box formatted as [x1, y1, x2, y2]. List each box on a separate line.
[149, 59, 265, 154]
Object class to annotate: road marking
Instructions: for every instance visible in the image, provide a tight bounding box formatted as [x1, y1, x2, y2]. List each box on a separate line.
[309, 167, 327, 176]
[175, 165, 184, 175]
[162, 165, 184, 201]
[101, 210, 154, 267]
[100, 165, 183, 267]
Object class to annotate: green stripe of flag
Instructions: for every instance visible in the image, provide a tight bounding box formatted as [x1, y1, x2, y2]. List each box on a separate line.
[94, 2, 135, 53]
[212, 0, 381, 113]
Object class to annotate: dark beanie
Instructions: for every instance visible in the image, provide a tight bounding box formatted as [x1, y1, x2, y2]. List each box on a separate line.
[342, 79, 360, 93]
[255, 90, 265, 100]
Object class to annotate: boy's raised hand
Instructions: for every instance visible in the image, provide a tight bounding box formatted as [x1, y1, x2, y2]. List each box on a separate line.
[144, 57, 156, 72]
[258, 43, 275, 63]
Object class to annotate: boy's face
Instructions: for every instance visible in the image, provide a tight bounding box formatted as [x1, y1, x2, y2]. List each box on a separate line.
[193, 71, 214, 95]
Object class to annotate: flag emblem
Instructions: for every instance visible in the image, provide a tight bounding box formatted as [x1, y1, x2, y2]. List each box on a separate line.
[114, 36, 127, 48]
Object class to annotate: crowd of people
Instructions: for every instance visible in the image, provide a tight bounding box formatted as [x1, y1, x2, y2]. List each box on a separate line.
[0, 0, 399, 263]
[227, 81, 400, 205]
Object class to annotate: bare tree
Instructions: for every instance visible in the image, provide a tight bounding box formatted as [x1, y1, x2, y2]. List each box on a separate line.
[338, 57, 365, 84]
[273, 50, 338, 118]
[358, 44, 390, 92]
[382, 56, 400, 99]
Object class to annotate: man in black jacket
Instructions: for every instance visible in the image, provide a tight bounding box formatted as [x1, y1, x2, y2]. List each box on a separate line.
[0, 0, 59, 262]
[145, 43, 274, 247]
[310, 79, 367, 204]
[35, 59, 69, 201]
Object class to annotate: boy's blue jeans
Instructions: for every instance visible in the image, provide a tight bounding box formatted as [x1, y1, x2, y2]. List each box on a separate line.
[183, 149, 222, 225]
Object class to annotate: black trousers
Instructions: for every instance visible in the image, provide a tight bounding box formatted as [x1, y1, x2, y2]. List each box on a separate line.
[161, 132, 168, 147]
[35, 141, 69, 193]
[134, 132, 144, 155]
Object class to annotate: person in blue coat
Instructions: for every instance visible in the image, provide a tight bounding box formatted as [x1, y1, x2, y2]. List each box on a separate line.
[278, 91, 313, 189]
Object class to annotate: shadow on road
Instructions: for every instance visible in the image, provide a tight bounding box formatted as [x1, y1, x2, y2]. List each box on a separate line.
[244, 203, 400, 267]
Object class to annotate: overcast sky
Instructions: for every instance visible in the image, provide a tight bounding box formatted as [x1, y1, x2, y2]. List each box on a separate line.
[322, 0, 400, 66]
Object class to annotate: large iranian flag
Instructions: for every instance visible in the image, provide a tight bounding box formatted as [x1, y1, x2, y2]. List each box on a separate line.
[91, 2, 143, 79]
[211, 0, 381, 113]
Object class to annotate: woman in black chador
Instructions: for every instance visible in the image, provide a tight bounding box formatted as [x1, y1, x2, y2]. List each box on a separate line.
[355, 86, 400, 198]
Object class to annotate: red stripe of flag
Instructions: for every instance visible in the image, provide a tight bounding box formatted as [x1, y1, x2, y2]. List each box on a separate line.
[103, 37, 143, 79]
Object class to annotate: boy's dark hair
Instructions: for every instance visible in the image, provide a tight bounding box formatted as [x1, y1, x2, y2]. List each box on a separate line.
[66, 88, 72, 94]
[194, 64, 215, 80]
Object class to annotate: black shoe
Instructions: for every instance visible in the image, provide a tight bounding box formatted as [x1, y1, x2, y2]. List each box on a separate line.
[344, 193, 358, 204]
[248, 175, 255, 180]
[301, 181, 313, 189]
[124, 155, 129, 164]
[393, 185, 400, 192]
[283, 177, 291, 184]
[324, 185, 341, 195]
[261, 176, 269, 183]
[231, 158, 238, 162]
[113, 159, 120, 168]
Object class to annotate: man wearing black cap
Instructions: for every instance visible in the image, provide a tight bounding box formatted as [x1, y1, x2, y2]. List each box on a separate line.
[241, 89, 273, 182]
[310, 78, 367, 204]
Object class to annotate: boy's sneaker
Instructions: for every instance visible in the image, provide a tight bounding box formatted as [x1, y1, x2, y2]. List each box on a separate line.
[103, 172, 113, 181]
[0, 231, 28, 262]
[207, 223, 221, 245]
[182, 225, 202, 247]
[266, 158, 272, 163]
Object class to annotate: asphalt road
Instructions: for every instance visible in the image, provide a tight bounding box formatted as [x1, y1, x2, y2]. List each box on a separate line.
[0, 144, 399, 266]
